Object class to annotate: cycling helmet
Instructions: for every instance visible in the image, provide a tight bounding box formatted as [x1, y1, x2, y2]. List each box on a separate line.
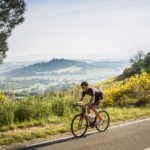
[81, 81, 88, 87]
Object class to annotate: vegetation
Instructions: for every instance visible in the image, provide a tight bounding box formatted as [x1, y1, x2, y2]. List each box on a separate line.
[0, 90, 77, 129]
[0, 0, 26, 63]
[0, 51, 150, 145]
[0, 72, 150, 130]
[100, 72, 150, 107]
[123, 51, 150, 77]
[0, 107, 150, 145]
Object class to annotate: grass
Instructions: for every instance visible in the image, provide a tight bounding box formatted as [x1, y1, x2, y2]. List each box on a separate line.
[106, 107, 150, 122]
[97, 76, 123, 91]
[0, 115, 62, 132]
[0, 122, 71, 145]
[0, 106, 150, 145]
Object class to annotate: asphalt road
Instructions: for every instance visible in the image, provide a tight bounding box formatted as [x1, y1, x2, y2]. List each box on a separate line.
[34, 118, 150, 150]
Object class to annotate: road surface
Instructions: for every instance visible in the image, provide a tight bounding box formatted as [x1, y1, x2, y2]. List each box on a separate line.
[18, 118, 150, 150]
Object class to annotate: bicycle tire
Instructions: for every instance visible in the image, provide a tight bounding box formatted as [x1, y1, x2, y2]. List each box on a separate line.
[71, 114, 88, 137]
[96, 110, 110, 132]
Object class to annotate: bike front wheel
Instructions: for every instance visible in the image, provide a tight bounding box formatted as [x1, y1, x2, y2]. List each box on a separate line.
[96, 110, 110, 132]
[71, 114, 88, 137]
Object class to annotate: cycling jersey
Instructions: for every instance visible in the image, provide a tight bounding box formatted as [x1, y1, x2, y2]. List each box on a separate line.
[82, 87, 103, 105]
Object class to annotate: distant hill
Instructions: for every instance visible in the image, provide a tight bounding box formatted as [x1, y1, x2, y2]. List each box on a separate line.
[4, 58, 93, 77]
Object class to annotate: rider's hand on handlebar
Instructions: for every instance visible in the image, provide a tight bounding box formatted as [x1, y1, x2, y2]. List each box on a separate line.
[72, 101, 83, 108]
[77, 101, 83, 105]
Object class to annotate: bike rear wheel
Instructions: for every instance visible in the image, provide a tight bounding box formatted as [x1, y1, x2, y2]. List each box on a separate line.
[96, 110, 110, 132]
[71, 114, 88, 137]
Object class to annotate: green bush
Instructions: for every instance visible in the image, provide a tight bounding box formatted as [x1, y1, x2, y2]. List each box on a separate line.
[51, 99, 65, 116]
[0, 102, 14, 126]
[0, 88, 79, 129]
[123, 67, 135, 77]
[123, 52, 150, 77]
[14, 98, 52, 122]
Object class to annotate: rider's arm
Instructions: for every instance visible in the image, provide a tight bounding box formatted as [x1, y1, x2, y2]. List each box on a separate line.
[80, 91, 85, 101]
[89, 95, 94, 103]
[80, 96, 84, 101]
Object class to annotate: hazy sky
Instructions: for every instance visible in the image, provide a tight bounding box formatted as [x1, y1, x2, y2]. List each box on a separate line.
[6, 0, 150, 61]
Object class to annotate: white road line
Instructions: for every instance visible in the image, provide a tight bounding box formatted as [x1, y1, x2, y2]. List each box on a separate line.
[87, 117, 150, 135]
[144, 148, 150, 150]
[17, 117, 150, 150]
[109, 117, 150, 129]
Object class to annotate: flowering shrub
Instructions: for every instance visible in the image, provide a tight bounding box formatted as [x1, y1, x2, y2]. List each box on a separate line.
[0, 92, 8, 103]
[101, 72, 150, 107]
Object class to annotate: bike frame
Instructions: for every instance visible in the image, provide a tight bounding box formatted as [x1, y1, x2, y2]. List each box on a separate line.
[80, 106, 97, 127]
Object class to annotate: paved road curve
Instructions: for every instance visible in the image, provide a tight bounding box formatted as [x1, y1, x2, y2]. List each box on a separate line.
[35, 118, 150, 150]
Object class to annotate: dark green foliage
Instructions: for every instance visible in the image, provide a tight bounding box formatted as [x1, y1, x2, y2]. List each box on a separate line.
[123, 67, 135, 77]
[0, 0, 26, 63]
[0, 32, 7, 63]
[142, 52, 150, 73]
[123, 51, 150, 77]
[129, 51, 144, 64]
[0, 101, 15, 126]
[51, 100, 65, 116]
[14, 101, 32, 122]
[14, 98, 52, 122]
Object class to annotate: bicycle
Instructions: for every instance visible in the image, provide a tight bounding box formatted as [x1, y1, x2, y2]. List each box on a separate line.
[71, 103, 110, 137]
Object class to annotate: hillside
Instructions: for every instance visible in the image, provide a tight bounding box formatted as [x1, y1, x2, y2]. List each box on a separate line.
[4, 58, 93, 77]
[123, 52, 150, 77]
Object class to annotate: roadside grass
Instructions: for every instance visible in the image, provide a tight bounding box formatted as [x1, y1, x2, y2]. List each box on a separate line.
[106, 107, 150, 122]
[0, 115, 63, 132]
[0, 122, 71, 145]
[0, 106, 150, 145]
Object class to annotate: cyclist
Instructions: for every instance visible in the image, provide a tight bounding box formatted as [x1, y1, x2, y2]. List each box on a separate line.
[79, 81, 104, 125]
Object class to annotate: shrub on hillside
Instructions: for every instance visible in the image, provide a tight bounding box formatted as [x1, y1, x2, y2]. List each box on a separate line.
[0, 92, 8, 103]
[123, 51, 150, 77]
[101, 72, 150, 107]
[123, 67, 135, 77]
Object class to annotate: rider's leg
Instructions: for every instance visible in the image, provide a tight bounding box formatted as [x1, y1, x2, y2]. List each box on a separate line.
[87, 103, 91, 116]
[90, 105, 103, 120]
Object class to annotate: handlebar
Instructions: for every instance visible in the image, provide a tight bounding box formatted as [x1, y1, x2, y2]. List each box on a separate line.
[72, 102, 86, 108]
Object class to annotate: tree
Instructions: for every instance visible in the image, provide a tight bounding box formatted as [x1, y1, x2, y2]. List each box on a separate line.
[142, 52, 150, 74]
[130, 51, 145, 64]
[0, 32, 7, 62]
[123, 51, 150, 77]
[0, 0, 26, 63]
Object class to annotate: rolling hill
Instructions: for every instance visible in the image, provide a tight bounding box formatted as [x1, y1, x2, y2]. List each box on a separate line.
[4, 58, 93, 77]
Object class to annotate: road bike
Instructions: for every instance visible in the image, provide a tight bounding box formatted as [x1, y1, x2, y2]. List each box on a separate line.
[71, 103, 110, 137]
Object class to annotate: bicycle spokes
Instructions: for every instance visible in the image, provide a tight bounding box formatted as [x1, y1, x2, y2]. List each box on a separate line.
[71, 114, 88, 137]
[78, 117, 83, 126]
[96, 111, 110, 132]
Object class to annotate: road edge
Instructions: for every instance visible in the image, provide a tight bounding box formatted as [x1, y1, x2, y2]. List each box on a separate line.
[13, 117, 150, 150]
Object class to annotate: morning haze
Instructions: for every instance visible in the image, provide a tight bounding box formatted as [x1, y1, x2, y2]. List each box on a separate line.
[6, 0, 150, 61]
